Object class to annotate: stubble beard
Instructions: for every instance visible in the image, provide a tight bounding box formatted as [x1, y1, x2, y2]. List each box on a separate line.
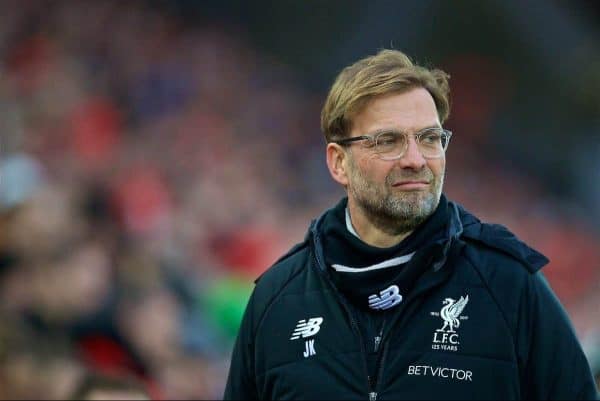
[348, 158, 444, 236]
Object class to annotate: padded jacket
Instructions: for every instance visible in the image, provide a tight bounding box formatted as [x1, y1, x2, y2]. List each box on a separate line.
[224, 200, 597, 400]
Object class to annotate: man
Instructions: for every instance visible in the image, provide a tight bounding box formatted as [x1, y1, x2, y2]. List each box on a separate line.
[224, 49, 598, 400]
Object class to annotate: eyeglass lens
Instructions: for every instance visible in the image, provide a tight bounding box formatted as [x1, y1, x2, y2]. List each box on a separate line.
[375, 129, 448, 159]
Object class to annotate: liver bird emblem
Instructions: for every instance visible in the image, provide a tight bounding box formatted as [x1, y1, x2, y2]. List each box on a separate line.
[436, 295, 469, 333]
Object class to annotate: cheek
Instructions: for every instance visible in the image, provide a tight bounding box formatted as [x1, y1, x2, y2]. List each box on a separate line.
[428, 158, 445, 178]
[356, 157, 392, 183]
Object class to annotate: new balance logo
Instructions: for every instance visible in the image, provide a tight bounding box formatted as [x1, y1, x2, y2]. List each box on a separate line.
[291, 317, 323, 358]
[368, 285, 403, 310]
[290, 317, 323, 340]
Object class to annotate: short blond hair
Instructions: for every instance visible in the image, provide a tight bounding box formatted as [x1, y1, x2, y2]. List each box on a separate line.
[321, 49, 450, 142]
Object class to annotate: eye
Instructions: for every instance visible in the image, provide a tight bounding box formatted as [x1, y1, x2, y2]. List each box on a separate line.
[376, 133, 399, 146]
[361, 138, 376, 148]
[420, 131, 442, 145]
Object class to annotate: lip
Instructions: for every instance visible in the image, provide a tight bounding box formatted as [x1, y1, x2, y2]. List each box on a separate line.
[392, 181, 430, 190]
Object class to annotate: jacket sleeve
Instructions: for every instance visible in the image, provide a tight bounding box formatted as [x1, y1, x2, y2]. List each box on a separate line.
[517, 272, 598, 400]
[223, 291, 259, 400]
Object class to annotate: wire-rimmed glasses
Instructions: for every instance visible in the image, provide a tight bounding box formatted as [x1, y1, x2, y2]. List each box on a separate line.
[332, 127, 452, 160]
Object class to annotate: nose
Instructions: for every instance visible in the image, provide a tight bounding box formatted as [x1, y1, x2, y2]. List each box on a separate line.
[396, 136, 426, 170]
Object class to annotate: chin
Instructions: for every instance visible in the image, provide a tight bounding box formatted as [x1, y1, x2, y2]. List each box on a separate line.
[389, 192, 437, 213]
[394, 190, 433, 203]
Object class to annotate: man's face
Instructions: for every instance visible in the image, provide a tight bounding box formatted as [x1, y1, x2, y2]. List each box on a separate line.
[344, 87, 446, 235]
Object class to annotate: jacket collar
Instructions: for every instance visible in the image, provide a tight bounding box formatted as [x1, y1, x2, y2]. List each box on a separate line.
[308, 195, 548, 274]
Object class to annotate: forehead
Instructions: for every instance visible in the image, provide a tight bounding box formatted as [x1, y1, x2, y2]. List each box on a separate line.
[350, 88, 440, 135]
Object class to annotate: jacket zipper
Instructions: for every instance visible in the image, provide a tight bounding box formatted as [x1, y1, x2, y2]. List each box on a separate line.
[374, 324, 384, 352]
[370, 337, 391, 401]
[329, 284, 375, 400]
[374, 336, 381, 353]
[368, 322, 388, 401]
[366, 287, 441, 400]
[311, 248, 376, 401]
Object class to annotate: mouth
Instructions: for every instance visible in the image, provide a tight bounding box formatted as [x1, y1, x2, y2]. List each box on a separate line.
[391, 180, 430, 190]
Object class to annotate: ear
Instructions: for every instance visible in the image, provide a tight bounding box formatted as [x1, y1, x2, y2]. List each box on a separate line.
[326, 143, 350, 186]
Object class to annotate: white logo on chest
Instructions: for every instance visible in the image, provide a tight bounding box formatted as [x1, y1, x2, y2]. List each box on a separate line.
[368, 285, 403, 310]
[408, 365, 473, 382]
[290, 317, 323, 358]
[430, 295, 469, 352]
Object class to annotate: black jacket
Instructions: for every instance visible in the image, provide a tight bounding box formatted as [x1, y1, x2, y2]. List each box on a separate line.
[224, 198, 597, 400]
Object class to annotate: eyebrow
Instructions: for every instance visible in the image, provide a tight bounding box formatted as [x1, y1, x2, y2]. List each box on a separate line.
[365, 125, 441, 136]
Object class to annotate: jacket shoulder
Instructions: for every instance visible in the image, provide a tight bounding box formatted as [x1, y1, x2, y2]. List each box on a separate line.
[461, 235, 534, 285]
[459, 221, 547, 296]
[254, 239, 310, 286]
[458, 221, 552, 332]
[247, 240, 310, 325]
[460, 219, 548, 274]
[254, 239, 308, 280]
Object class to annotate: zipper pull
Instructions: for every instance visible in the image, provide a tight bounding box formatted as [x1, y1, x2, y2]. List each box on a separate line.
[374, 324, 384, 353]
[369, 391, 378, 401]
[374, 335, 381, 353]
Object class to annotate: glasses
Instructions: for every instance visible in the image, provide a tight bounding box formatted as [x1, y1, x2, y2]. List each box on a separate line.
[332, 127, 452, 160]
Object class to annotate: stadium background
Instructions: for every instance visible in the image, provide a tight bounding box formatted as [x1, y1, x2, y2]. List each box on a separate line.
[0, 0, 598, 398]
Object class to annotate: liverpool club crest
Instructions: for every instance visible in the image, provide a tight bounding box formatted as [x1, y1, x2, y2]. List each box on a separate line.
[430, 295, 469, 352]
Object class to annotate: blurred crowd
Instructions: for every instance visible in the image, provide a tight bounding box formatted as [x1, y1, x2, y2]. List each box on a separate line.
[0, 1, 598, 398]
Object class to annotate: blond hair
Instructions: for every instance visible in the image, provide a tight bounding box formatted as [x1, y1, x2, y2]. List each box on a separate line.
[321, 49, 450, 142]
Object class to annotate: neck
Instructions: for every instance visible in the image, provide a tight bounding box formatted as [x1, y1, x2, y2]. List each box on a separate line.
[347, 200, 413, 248]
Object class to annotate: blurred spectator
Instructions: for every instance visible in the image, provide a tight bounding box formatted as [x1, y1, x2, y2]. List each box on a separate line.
[69, 371, 151, 400]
